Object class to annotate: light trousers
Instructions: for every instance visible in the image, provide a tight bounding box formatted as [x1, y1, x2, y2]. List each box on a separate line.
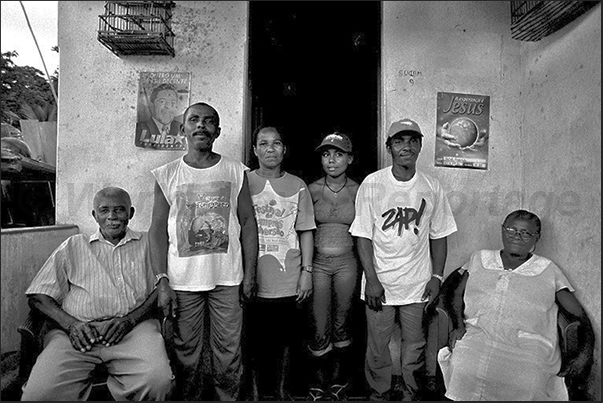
[174, 285, 243, 401]
[364, 303, 426, 399]
[21, 319, 173, 401]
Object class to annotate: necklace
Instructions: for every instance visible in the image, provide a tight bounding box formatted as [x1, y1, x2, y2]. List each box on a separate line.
[325, 177, 347, 197]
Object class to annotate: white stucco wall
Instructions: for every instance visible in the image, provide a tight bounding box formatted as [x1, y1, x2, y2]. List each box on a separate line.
[52, 0, 600, 398]
[519, 5, 601, 399]
[382, 3, 600, 395]
[56, 1, 248, 235]
[382, 1, 523, 273]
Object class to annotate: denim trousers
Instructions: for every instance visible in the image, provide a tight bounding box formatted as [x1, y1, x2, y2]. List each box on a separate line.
[309, 251, 358, 356]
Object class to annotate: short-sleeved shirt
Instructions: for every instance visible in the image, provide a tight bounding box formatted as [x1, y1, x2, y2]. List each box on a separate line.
[152, 155, 248, 291]
[25, 229, 154, 322]
[438, 249, 573, 400]
[349, 168, 457, 305]
[248, 171, 316, 298]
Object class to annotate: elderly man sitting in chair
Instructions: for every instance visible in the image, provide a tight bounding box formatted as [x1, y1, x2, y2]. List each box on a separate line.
[20, 187, 174, 401]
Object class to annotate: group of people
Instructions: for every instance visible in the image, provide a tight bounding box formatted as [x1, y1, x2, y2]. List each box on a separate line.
[21, 101, 595, 401]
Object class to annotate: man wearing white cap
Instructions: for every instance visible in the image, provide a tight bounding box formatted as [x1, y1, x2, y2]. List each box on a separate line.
[349, 118, 457, 400]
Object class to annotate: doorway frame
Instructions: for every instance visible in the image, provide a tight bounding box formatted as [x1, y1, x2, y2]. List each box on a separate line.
[243, 2, 384, 175]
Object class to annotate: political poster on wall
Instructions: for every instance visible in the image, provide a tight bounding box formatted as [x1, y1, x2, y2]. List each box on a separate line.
[434, 91, 490, 170]
[135, 72, 191, 150]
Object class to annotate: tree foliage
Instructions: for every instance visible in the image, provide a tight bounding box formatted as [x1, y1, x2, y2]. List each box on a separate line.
[1, 51, 58, 127]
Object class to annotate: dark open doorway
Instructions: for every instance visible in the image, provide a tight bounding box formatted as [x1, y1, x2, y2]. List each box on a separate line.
[246, 1, 381, 185]
[245, 2, 381, 400]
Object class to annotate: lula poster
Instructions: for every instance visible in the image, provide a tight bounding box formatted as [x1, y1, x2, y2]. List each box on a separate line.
[135, 72, 191, 150]
[435, 92, 490, 170]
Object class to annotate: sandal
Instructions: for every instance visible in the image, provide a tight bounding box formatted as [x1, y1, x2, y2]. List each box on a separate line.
[307, 387, 327, 401]
[330, 383, 349, 401]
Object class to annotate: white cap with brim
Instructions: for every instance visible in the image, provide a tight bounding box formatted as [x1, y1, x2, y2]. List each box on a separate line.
[387, 118, 423, 140]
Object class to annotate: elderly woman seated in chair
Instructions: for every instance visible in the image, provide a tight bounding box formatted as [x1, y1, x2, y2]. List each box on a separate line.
[437, 209, 594, 401]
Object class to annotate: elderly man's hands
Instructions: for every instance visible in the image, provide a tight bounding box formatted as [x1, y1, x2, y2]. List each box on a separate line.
[94, 317, 135, 347]
[66, 316, 137, 351]
[66, 321, 101, 352]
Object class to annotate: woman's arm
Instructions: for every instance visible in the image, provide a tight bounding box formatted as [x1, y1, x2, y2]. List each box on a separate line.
[441, 268, 468, 349]
[555, 288, 595, 378]
[296, 229, 314, 302]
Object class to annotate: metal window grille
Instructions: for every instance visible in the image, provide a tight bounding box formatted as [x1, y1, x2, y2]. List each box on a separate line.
[510, 1, 600, 42]
[98, 1, 176, 56]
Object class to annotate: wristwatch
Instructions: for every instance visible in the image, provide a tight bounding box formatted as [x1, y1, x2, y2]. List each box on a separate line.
[431, 273, 443, 282]
[154, 273, 169, 287]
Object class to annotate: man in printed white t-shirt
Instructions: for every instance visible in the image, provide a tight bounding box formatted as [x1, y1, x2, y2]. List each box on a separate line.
[149, 102, 258, 401]
[349, 118, 457, 401]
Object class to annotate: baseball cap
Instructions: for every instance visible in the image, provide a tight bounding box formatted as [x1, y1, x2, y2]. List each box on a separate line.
[315, 132, 353, 153]
[386, 118, 424, 140]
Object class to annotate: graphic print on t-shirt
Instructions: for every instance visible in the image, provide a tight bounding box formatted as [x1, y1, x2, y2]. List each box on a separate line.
[252, 182, 299, 271]
[380, 198, 427, 236]
[175, 181, 232, 257]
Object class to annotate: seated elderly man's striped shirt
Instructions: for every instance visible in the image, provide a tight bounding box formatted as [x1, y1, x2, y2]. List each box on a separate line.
[26, 228, 154, 322]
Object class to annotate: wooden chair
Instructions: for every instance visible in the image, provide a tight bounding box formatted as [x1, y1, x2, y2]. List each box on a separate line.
[17, 308, 176, 401]
[424, 268, 584, 400]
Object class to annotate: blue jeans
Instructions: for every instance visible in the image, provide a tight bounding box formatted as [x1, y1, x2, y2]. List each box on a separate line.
[174, 286, 242, 401]
[365, 303, 426, 399]
[309, 251, 358, 356]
